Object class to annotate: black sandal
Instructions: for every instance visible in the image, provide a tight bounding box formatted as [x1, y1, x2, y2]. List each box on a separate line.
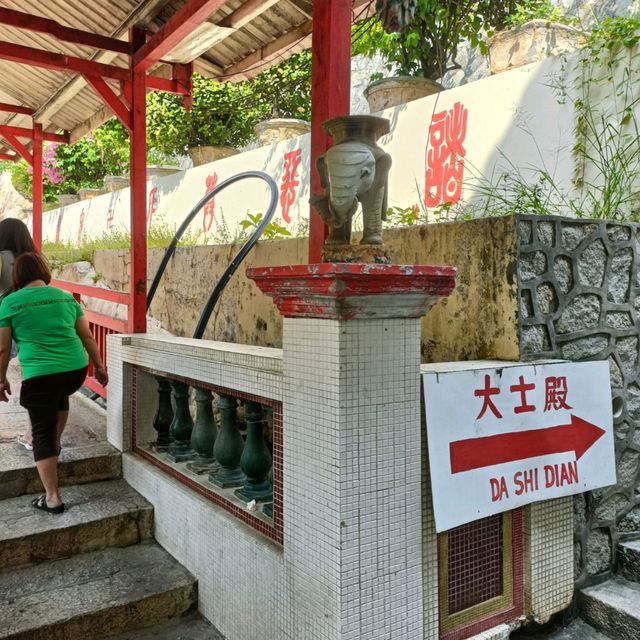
[31, 495, 65, 514]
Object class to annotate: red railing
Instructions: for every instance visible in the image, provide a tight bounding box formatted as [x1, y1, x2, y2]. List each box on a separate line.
[51, 278, 129, 398]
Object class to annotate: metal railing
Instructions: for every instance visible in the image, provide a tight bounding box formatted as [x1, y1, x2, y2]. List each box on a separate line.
[53, 170, 279, 397]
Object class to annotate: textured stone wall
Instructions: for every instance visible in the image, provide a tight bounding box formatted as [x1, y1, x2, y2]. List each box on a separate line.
[517, 215, 640, 586]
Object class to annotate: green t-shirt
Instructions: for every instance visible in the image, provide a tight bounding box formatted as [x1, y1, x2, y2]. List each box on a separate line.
[0, 285, 87, 380]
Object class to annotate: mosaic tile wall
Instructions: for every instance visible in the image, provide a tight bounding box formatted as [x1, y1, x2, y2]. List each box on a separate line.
[283, 317, 425, 640]
[517, 215, 640, 585]
[107, 334, 289, 640]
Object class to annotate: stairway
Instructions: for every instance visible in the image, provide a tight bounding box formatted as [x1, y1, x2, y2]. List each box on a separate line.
[578, 539, 640, 640]
[0, 363, 223, 639]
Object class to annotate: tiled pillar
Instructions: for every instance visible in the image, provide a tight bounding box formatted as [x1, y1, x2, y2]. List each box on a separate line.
[249, 263, 456, 640]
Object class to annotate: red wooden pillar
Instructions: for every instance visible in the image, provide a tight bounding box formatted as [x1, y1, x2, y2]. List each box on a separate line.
[32, 122, 43, 249]
[129, 26, 147, 333]
[308, 0, 352, 263]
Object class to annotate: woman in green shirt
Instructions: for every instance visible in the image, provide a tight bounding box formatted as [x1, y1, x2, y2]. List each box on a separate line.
[0, 252, 108, 514]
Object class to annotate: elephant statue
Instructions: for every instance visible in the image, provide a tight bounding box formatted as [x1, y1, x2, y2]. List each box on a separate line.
[313, 115, 392, 246]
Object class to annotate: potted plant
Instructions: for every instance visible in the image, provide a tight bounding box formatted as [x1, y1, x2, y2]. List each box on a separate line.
[488, 1, 585, 74]
[353, 0, 553, 111]
[147, 75, 250, 167]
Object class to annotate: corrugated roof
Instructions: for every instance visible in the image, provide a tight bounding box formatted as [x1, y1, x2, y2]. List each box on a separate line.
[0, 0, 335, 147]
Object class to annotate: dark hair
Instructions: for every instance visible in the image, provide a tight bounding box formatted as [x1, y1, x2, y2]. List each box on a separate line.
[12, 252, 52, 290]
[0, 218, 37, 255]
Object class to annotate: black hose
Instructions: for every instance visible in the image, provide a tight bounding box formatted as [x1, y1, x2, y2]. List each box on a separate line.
[146, 170, 279, 339]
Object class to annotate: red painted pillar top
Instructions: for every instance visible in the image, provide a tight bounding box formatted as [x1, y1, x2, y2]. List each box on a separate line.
[247, 263, 457, 320]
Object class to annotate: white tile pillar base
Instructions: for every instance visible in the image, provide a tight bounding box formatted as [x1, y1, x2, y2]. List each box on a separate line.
[249, 263, 456, 640]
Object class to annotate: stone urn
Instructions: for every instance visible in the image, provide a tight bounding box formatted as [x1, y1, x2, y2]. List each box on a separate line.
[103, 175, 130, 192]
[187, 145, 238, 167]
[78, 187, 105, 200]
[364, 76, 443, 112]
[253, 118, 311, 146]
[488, 19, 585, 74]
[56, 194, 79, 207]
[146, 165, 183, 179]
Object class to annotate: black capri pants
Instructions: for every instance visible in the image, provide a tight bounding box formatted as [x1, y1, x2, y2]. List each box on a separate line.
[20, 366, 88, 461]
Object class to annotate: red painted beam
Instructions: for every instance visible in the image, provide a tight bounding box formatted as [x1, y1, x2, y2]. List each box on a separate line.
[0, 8, 131, 55]
[0, 124, 69, 143]
[1, 132, 32, 165]
[144, 76, 191, 95]
[51, 279, 131, 305]
[32, 123, 43, 249]
[0, 40, 129, 81]
[133, 0, 228, 72]
[83, 74, 132, 130]
[0, 153, 17, 161]
[129, 26, 148, 333]
[0, 101, 33, 116]
[308, 0, 352, 263]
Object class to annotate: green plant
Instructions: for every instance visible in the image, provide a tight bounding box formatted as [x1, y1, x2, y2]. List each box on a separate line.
[239, 212, 292, 240]
[384, 204, 421, 226]
[352, 0, 550, 81]
[147, 52, 312, 155]
[503, 0, 574, 28]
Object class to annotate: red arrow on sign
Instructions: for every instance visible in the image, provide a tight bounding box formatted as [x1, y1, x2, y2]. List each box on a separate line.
[449, 415, 606, 474]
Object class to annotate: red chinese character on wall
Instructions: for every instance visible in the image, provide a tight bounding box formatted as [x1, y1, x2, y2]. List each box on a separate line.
[424, 101, 468, 208]
[475, 374, 503, 419]
[203, 173, 219, 233]
[147, 187, 158, 227]
[510, 375, 536, 414]
[544, 377, 572, 411]
[280, 149, 302, 224]
[77, 209, 85, 245]
[107, 208, 115, 231]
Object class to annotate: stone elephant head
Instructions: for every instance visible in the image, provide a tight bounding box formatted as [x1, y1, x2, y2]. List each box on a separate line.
[312, 116, 392, 246]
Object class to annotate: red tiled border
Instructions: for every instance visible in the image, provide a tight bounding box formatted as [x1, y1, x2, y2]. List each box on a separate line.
[440, 508, 524, 640]
[131, 365, 283, 545]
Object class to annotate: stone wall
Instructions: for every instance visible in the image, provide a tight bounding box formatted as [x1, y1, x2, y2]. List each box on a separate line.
[92, 217, 519, 361]
[517, 215, 640, 585]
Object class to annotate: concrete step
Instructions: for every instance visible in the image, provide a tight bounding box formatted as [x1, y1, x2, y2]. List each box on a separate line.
[0, 442, 121, 499]
[619, 539, 640, 583]
[0, 479, 153, 568]
[104, 611, 225, 639]
[0, 542, 197, 640]
[510, 618, 613, 639]
[579, 577, 640, 640]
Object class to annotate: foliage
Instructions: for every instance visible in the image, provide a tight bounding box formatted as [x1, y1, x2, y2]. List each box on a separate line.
[352, 0, 551, 81]
[437, 16, 640, 224]
[147, 52, 312, 155]
[43, 223, 203, 268]
[384, 204, 421, 226]
[10, 119, 130, 202]
[239, 212, 292, 240]
[503, 0, 574, 28]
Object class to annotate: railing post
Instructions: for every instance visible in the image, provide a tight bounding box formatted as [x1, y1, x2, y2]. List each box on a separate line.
[208, 394, 244, 488]
[187, 387, 218, 474]
[235, 401, 273, 503]
[153, 376, 174, 452]
[167, 380, 194, 462]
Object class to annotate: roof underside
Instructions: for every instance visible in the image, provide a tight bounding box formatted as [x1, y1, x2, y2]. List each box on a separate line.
[0, 0, 350, 145]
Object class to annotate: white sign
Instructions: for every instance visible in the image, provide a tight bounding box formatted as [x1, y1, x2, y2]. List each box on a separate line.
[422, 361, 615, 532]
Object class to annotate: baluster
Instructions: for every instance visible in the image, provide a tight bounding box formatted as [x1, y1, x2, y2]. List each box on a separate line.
[187, 387, 218, 474]
[167, 380, 195, 462]
[152, 376, 174, 452]
[208, 394, 244, 488]
[235, 401, 273, 503]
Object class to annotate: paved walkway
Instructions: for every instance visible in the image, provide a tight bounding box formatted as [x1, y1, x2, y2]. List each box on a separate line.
[0, 358, 108, 470]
